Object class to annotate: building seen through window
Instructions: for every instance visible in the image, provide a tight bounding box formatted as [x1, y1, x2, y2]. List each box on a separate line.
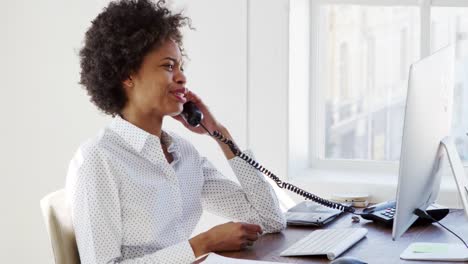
[320, 5, 468, 162]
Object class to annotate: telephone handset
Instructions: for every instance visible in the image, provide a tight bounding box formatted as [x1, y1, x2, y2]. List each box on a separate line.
[181, 102, 203, 127]
[181, 101, 356, 214]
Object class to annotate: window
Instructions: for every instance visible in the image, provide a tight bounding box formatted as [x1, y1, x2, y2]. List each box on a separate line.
[319, 4, 419, 161]
[303, 0, 468, 169]
[431, 5, 468, 160]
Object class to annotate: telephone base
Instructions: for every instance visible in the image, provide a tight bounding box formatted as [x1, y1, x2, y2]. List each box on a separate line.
[360, 201, 449, 226]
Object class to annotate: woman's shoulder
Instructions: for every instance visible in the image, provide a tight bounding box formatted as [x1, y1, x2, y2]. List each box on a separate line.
[70, 129, 110, 164]
[72, 125, 131, 167]
[66, 130, 121, 196]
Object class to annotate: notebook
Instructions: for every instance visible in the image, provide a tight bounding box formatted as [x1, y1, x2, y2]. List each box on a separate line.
[285, 201, 343, 226]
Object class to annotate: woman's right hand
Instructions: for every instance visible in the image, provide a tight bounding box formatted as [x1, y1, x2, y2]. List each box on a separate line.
[189, 222, 263, 257]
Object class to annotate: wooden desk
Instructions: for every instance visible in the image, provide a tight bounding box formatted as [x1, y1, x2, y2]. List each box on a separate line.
[215, 210, 467, 263]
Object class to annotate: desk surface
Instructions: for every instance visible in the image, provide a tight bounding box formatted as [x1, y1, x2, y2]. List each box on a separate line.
[215, 209, 467, 263]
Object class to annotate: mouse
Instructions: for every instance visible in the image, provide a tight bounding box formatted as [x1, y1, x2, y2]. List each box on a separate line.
[329, 256, 367, 264]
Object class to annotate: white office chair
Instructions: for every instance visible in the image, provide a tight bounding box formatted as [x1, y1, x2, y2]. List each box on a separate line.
[40, 189, 80, 264]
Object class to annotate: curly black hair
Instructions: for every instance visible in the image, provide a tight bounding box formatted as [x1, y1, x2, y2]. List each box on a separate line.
[79, 0, 190, 115]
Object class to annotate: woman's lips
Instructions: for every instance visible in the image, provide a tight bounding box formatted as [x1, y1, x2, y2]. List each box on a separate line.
[170, 89, 187, 103]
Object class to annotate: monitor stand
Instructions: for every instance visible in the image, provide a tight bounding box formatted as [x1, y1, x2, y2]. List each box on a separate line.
[400, 137, 468, 262]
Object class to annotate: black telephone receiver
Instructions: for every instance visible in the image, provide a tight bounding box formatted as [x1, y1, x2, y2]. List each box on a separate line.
[181, 101, 355, 214]
[181, 102, 203, 127]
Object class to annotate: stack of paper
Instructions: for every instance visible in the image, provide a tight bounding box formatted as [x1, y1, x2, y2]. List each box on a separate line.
[202, 253, 289, 263]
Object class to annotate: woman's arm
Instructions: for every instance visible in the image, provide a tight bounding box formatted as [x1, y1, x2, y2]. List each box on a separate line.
[173, 90, 286, 247]
[211, 125, 237, 160]
[199, 124, 286, 232]
[199, 152, 287, 233]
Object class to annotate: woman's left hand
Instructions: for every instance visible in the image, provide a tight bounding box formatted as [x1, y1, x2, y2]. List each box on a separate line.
[172, 89, 223, 135]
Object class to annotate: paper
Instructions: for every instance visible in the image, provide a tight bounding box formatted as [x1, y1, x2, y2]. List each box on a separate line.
[411, 244, 449, 253]
[203, 253, 289, 264]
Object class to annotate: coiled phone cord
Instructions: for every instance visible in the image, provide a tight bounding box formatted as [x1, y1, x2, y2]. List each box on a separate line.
[199, 123, 356, 214]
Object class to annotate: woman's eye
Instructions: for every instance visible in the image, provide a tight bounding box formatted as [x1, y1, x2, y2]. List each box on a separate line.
[163, 64, 174, 71]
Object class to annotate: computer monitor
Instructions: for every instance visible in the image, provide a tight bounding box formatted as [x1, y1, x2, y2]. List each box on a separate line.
[392, 45, 468, 260]
[392, 45, 455, 241]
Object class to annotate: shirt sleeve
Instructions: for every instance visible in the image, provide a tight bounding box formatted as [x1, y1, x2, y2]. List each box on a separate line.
[66, 145, 196, 264]
[200, 149, 286, 233]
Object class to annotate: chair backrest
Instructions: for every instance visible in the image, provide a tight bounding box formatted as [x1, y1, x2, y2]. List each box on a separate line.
[40, 189, 80, 264]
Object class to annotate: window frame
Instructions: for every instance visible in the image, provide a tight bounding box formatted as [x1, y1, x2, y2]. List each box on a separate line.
[307, 0, 468, 174]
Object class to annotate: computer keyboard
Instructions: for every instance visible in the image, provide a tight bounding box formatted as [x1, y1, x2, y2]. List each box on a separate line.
[280, 228, 368, 260]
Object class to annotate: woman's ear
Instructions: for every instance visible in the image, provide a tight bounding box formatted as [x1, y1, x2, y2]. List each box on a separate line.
[123, 76, 134, 89]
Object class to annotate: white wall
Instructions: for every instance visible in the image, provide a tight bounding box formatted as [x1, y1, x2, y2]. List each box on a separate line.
[1, 0, 252, 262]
[2, 1, 109, 262]
[247, 0, 290, 180]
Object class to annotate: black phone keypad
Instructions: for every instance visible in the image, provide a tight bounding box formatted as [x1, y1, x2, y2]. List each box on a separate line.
[379, 206, 396, 220]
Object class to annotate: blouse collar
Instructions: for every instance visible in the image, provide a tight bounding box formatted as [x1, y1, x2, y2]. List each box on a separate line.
[109, 115, 176, 155]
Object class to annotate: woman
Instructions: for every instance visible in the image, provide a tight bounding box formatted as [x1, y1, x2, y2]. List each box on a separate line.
[66, 0, 286, 263]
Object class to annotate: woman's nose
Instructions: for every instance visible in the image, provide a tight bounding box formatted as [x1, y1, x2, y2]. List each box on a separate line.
[174, 69, 186, 85]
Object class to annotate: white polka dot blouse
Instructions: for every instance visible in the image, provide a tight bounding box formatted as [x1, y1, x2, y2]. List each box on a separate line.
[66, 115, 286, 264]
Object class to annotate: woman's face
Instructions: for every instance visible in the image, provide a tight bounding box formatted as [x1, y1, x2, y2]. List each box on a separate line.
[123, 39, 187, 119]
